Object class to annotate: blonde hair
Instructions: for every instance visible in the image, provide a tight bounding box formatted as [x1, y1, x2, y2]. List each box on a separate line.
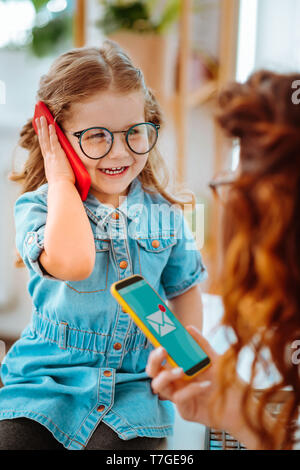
[10, 40, 194, 268]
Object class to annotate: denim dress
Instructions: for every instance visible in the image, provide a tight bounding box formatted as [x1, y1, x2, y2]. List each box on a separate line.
[0, 177, 207, 450]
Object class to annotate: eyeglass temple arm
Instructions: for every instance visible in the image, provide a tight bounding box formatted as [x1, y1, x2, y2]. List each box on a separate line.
[209, 178, 235, 189]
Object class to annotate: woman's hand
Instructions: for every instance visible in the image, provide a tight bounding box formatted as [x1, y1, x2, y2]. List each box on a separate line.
[146, 325, 244, 431]
[35, 116, 75, 185]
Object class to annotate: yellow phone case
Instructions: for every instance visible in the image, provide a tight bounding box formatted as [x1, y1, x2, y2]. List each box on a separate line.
[110, 275, 211, 381]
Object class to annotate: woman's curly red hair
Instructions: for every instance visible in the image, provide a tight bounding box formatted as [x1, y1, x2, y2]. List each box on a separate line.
[215, 70, 300, 449]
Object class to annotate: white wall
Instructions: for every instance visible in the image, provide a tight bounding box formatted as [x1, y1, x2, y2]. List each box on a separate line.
[255, 0, 300, 73]
[0, 48, 56, 337]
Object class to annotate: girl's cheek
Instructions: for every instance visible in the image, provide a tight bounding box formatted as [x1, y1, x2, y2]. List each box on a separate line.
[134, 155, 148, 169]
[75, 151, 94, 170]
[80, 159, 96, 173]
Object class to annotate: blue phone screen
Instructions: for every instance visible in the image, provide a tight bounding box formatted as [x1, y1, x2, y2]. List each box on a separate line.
[119, 279, 209, 373]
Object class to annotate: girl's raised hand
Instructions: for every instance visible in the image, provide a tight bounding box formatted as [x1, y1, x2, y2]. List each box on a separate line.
[35, 116, 76, 185]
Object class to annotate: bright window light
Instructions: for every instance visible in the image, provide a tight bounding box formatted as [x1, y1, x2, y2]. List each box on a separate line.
[236, 0, 258, 83]
[47, 0, 67, 13]
[231, 141, 240, 172]
[0, 1, 36, 47]
[231, 0, 258, 171]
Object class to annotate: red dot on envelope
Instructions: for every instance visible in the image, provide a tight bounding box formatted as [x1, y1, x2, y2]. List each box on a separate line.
[158, 304, 166, 312]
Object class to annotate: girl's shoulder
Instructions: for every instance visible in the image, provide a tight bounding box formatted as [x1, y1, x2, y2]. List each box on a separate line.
[15, 183, 48, 204]
[14, 183, 49, 218]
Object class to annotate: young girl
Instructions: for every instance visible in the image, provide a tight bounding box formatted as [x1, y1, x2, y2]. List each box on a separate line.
[0, 40, 207, 450]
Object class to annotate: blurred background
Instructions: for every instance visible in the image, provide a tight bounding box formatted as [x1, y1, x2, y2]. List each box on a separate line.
[0, 0, 299, 449]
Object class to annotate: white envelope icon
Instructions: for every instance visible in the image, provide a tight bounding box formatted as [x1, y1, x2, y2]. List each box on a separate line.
[146, 310, 176, 336]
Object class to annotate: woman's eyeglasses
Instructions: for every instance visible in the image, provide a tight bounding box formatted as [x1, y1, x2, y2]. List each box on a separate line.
[68, 122, 160, 160]
[208, 172, 236, 204]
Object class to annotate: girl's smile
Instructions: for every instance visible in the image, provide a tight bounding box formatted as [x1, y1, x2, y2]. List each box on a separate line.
[98, 166, 129, 176]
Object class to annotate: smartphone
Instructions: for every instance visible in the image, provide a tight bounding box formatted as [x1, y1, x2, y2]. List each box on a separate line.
[111, 274, 211, 380]
[32, 101, 91, 201]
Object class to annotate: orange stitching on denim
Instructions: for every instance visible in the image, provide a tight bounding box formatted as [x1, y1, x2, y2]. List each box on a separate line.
[68, 439, 84, 448]
[110, 409, 140, 434]
[72, 370, 115, 448]
[135, 234, 176, 239]
[34, 311, 146, 338]
[137, 242, 142, 274]
[0, 409, 72, 439]
[135, 235, 176, 243]
[131, 424, 174, 430]
[33, 312, 146, 352]
[66, 326, 110, 337]
[70, 395, 101, 449]
[64, 283, 107, 294]
[32, 329, 57, 345]
[34, 311, 112, 337]
[94, 420, 127, 440]
[32, 327, 106, 354]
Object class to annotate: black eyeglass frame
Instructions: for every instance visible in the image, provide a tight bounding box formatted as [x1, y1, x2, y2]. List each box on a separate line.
[71, 122, 160, 160]
[208, 175, 236, 203]
[208, 178, 235, 192]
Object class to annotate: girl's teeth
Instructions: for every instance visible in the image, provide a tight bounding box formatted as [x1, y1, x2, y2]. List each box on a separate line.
[100, 166, 126, 175]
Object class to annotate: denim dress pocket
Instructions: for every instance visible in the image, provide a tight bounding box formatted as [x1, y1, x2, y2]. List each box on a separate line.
[64, 239, 110, 293]
[135, 235, 176, 276]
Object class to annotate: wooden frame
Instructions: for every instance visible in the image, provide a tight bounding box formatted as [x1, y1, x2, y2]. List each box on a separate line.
[176, 0, 240, 185]
[73, 0, 86, 48]
[209, 0, 241, 293]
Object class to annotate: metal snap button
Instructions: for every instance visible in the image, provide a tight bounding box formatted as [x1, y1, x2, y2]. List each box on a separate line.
[27, 235, 34, 245]
[103, 370, 112, 377]
[152, 240, 160, 248]
[113, 342, 122, 350]
[97, 405, 105, 412]
[119, 260, 128, 269]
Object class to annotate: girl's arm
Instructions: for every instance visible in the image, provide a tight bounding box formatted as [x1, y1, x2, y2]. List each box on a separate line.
[39, 180, 95, 281]
[37, 116, 95, 281]
[168, 284, 203, 332]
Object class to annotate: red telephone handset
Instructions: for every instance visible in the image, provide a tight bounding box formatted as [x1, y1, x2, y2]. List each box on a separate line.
[32, 101, 91, 201]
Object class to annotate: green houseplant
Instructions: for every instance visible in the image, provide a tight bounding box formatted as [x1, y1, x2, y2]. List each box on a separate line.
[96, 0, 181, 100]
[96, 0, 180, 35]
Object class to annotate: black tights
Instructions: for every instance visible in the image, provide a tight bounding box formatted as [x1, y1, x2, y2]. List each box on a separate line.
[0, 418, 167, 450]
